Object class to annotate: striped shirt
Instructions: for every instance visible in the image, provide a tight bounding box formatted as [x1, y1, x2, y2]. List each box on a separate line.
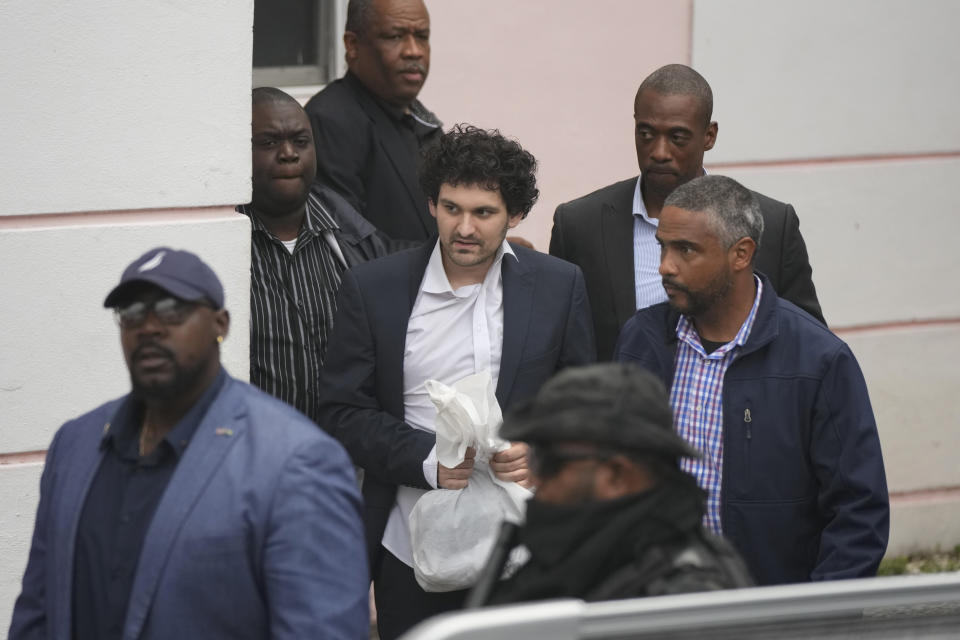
[237, 192, 345, 424]
[670, 276, 763, 534]
[632, 175, 669, 310]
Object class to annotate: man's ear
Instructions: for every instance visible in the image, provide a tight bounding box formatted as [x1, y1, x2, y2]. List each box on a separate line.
[704, 120, 718, 151]
[730, 237, 756, 272]
[428, 199, 437, 220]
[343, 32, 359, 64]
[507, 212, 523, 229]
[592, 455, 635, 500]
[214, 309, 230, 342]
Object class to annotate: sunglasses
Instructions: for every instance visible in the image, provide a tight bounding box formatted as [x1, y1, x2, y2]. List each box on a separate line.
[528, 445, 618, 479]
[114, 297, 208, 330]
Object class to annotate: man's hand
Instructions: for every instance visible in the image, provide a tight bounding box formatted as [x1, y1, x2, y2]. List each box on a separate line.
[437, 447, 476, 489]
[491, 442, 533, 488]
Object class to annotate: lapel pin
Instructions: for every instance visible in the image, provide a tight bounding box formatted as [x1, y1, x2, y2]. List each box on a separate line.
[103, 422, 111, 435]
[214, 427, 234, 437]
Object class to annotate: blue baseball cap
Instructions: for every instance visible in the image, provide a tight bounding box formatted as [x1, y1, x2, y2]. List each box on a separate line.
[103, 247, 225, 309]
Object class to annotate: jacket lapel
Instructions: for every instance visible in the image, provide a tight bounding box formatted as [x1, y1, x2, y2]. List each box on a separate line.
[122, 379, 245, 640]
[601, 179, 639, 326]
[350, 77, 434, 235]
[496, 253, 534, 408]
[52, 413, 115, 640]
[379, 242, 436, 418]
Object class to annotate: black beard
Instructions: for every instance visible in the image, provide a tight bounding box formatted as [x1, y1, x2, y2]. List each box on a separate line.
[665, 268, 734, 318]
[129, 357, 207, 403]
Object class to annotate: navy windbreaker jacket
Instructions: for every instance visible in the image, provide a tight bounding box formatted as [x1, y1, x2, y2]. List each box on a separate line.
[615, 273, 889, 585]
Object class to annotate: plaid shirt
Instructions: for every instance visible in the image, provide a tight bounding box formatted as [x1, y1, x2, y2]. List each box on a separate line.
[670, 276, 763, 534]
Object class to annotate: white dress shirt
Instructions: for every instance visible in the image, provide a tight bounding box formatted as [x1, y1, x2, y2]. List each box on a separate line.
[632, 175, 669, 311]
[381, 240, 515, 567]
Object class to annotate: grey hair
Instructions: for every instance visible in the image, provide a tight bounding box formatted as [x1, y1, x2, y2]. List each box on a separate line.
[664, 175, 764, 257]
[637, 64, 713, 124]
[345, 0, 375, 37]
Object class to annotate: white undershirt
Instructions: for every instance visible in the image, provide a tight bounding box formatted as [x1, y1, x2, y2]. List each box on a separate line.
[279, 232, 346, 268]
[381, 240, 514, 567]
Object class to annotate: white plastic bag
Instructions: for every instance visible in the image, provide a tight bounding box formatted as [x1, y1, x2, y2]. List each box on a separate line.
[409, 371, 532, 592]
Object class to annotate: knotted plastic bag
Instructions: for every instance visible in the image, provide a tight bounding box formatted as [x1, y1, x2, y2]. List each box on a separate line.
[409, 371, 532, 592]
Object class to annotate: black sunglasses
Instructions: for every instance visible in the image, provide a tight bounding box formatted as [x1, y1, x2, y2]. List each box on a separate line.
[114, 297, 208, 330]
[528, 445, 618, 479]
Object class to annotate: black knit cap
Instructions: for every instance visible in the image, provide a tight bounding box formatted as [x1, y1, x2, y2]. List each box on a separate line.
[500, 363, 700, 460]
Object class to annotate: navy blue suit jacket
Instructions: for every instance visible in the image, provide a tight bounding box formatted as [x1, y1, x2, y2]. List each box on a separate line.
[317, 241, 596, 567]
[9, 373, 369, 640]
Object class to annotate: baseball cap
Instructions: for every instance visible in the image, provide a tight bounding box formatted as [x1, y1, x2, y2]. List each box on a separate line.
[501, 363, 700, 460]
[103, 247, 224, 309]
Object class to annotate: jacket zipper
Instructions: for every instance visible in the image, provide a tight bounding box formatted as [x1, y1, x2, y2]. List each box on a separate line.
[743, 407, 752, 487]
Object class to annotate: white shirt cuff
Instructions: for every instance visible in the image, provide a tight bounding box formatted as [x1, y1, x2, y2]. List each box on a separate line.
[423, 444, 439, 489]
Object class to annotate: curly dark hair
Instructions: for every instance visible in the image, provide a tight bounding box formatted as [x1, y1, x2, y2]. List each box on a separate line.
[419, 124, 539, 218]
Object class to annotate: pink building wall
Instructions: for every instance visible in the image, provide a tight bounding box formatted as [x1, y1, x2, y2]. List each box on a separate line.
[421, 0, 693, 250]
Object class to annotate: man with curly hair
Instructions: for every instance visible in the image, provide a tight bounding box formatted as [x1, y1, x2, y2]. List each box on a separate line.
[318, 125, 595, 639]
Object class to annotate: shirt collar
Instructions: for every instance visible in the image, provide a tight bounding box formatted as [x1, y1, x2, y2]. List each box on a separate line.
[101, 367, 228, 459]
[237, 193, 339, 240]
[632, 175, 657, 226]
[421, 239, 517, 295]
[675, 275, 764, 357]
[633, 167, 710, 226]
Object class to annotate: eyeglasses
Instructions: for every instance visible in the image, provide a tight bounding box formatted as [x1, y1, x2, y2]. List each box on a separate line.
[114, 297, 206, 330]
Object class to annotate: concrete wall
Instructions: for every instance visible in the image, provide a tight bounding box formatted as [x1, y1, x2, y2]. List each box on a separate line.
[0, 0, 253, 626]
[691, 0, 960, 555]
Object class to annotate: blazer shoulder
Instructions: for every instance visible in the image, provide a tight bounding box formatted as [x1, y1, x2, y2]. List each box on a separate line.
[512, 244, 581, 278]
[304, 78, 368, 127]
[345, 244, 427, 295]
[353, 243, 421, 271]
[557, 177, 637, 216]
[225, 378, 348, 458]
[751, 189, 792, 217]
[54, 396, 127, 445]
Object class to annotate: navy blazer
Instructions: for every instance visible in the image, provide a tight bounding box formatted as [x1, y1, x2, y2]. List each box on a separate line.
[550, 176, 824, 360]
[615, 274, 888, 585]
[9, 373, 369, 640]
[317, 241, 596, 566]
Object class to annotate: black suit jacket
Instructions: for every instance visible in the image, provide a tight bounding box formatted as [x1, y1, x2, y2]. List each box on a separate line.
[317, 241, 595, 569]
[550, 177, 824, 361]
[304, 72, 439, 242]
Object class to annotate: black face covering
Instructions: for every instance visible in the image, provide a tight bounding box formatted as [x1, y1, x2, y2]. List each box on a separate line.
[491, 472, 706, 604]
